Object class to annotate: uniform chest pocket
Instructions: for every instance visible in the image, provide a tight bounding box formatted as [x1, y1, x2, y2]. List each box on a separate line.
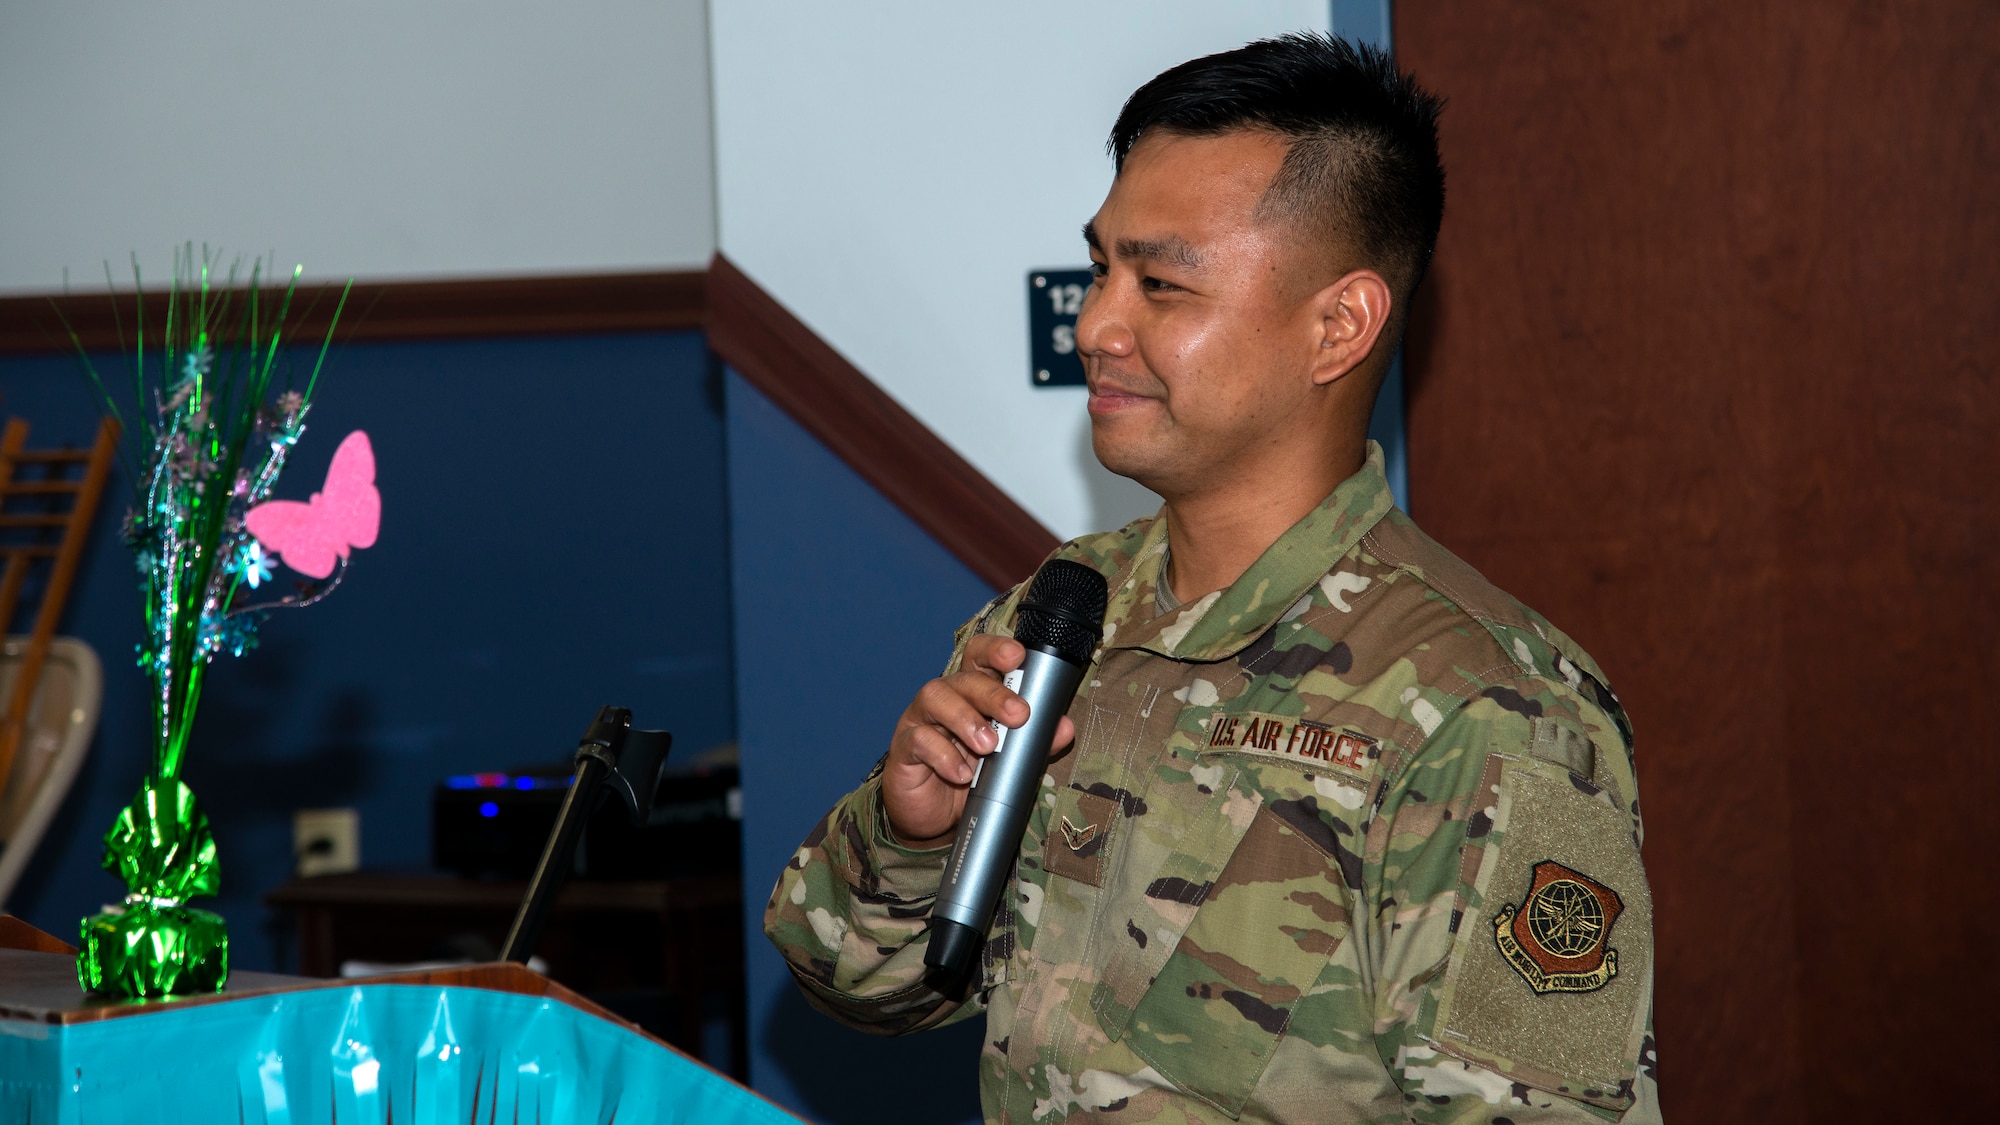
[1122, 762, 1360, 1117]
[1045, 786, 1119, 887]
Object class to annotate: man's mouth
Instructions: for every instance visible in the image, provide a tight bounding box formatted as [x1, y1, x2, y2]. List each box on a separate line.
[1086, 383, 1154, 415]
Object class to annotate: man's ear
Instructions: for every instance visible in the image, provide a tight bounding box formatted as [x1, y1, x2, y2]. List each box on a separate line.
[1311, 270, 1393, 386]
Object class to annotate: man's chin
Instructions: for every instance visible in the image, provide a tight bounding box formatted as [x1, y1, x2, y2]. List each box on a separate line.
[1089, 433, 1175, 496]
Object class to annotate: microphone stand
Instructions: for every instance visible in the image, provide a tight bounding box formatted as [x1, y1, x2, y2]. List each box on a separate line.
[499, 705, 674, 965]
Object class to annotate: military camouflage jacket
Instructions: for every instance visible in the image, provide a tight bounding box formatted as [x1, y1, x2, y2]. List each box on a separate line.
[767, 446, 1660, 1123]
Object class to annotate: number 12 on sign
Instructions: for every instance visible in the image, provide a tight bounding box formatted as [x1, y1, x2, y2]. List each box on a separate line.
[1028, 269, 1092, 387]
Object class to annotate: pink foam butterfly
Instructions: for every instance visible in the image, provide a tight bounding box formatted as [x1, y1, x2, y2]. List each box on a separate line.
[246, 430, 381, 580]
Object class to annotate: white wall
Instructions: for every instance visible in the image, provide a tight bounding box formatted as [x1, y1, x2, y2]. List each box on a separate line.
[710, 2, 1331, 542]
[0, 0, 715, 293]
[9, 3, 1354, 535]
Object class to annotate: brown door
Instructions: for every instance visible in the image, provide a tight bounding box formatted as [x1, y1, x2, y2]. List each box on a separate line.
[1397, 5, 2000, 1120]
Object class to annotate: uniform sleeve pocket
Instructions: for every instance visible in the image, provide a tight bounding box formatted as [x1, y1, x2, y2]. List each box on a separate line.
[1122, 797, 1353, 1117]
[1417, 754, 1652, 1114]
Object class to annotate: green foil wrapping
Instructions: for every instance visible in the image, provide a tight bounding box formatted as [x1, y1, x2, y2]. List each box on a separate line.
[77, 776, 229, 997]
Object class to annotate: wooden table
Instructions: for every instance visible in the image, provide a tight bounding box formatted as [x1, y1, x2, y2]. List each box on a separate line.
[266, 872, 745, 1077]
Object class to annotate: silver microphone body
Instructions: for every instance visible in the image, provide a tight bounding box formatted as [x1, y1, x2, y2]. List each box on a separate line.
[930, 647, 1085, 938]
[923, 557, 1106, 982]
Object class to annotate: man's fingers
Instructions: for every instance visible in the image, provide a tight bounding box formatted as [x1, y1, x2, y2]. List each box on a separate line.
[1044, 715, 1080, 763]
[916, 678, 1002, 752]
[888, 635, 1083, 842]
[907, 723, 976, 786]
[948, 667, 1031, 730]
[961, 633, 1025, 677]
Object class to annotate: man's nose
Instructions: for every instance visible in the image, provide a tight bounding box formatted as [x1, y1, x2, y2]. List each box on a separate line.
[1074, 277, 1135, 359]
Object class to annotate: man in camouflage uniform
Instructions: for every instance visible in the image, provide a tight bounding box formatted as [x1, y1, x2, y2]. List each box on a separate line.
[767, 34, 1659, 1123]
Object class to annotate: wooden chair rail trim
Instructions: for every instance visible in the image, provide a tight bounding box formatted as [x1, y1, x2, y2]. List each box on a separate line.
[704, 254, 1059, 590]
[0, 271, 707, 354]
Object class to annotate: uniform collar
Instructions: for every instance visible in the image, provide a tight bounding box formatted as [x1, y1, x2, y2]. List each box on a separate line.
[1076, 441, 1396, 663]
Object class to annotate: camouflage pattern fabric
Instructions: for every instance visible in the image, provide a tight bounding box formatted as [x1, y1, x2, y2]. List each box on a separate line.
[766, 444, 1661, 1123]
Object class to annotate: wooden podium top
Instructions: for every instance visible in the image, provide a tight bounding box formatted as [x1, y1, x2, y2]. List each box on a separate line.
[0, 913, 644, 1034]
[0, 947, 310, 1025]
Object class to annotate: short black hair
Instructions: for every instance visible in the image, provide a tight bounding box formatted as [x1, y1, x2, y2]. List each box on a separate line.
[1110, 33, 1445, 305]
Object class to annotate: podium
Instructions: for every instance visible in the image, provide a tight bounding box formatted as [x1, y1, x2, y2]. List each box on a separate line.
[0, 916, 799, 1124]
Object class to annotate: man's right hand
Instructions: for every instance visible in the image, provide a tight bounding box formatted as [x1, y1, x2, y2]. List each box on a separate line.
[882, 633, 1079, 849]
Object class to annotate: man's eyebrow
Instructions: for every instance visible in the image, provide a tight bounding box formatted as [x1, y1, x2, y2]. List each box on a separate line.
[1117, 235, 1205, 271]
[1081, 222, 1205, 271]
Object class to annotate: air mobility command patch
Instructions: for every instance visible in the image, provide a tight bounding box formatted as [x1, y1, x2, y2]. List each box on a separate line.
[1421, 755, 1652, 1110]
[1492, 860, 1624, 994]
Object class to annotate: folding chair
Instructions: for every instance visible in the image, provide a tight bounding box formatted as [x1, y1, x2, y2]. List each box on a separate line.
[0, 637, 101, 905]
[0, 417, 117, 903]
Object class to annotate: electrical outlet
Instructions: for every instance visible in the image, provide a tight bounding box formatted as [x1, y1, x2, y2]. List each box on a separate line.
[294, 807, 360, 877]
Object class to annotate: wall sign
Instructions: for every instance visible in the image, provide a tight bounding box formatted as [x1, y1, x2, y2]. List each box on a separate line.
[1028, 269, 1092, 387]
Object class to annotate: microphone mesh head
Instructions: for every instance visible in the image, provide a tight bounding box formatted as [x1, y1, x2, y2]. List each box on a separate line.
[1015, 559, 1108, 666]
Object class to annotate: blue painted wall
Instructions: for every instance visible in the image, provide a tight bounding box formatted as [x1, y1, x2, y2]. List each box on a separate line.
[0, 332, 736, 969]
[725, 371, 994, 1124]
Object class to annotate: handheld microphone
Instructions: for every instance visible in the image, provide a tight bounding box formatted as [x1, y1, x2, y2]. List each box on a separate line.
[924, 558, 1107, 982]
